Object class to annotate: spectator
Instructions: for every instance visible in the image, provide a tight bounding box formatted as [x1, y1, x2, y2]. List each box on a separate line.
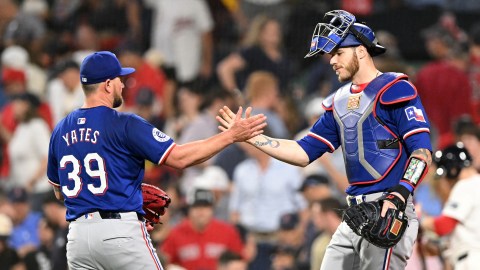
[217, 250, 247, 270]
[244, 71, 289, 139]
[229, 141, 306, 269]
[192, 165, 231, 221]
[46, 59, 84, 124]
[22, 218, 54, 270]
[117, 44, 167, 116]
[1, 45, 47, 98]
[270, 244, 298, 270]
[469, 23, 480, 124]
[41, 191, 68, 270]
[229, 142, 307, 235]
[239, 0, 289, 31]
[0, 213, 21, 270]
[145, 0, 214, 83]
[277, 212, 309, 269]
[2, 93, 51, 210]
[178, 87, 236, 195]
[161, 189, 244, 270]
[299, 174, 333, 206]
[217, 15, 292, 94]
[163, 84, 203, 142]
[7, 187, 42, 258]
[310, 198, 344, 270]
[415, 13, 471, 149]
[0, 0, 46, 59]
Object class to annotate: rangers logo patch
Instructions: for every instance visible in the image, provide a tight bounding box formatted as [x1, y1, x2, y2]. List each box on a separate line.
[347, 94, 361, 110]
[405, 106, 425, 122]
[390, 218, 403, 236]
[152, 128, 170, 142]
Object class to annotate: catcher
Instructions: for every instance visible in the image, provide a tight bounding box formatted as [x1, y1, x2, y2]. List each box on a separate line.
[142, 183, 171, 232]
[217, 9, 432, 270]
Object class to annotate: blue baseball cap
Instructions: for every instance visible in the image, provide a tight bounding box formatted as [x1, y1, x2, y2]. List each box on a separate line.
[80, 51, 135, 85]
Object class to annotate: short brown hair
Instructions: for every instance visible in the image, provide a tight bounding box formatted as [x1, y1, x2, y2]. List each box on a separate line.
[244, 71, 278, 101]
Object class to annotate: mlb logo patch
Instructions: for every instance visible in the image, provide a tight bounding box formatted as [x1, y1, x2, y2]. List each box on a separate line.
[390, 219, 403, 236]
[77, 118, 86, 125]
[405, 106, 425, 122]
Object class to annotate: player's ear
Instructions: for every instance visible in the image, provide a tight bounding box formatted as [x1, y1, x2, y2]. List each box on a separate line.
[356, 46, 368, 59]
[104, 79, 114, 94]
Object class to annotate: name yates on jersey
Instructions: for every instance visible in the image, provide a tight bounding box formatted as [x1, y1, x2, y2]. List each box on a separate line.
[62, 128, 100, 146]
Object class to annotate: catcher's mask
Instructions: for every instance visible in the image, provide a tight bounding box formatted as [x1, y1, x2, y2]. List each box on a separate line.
[305, 10, 386, 58]
[434, 142, 472, 179]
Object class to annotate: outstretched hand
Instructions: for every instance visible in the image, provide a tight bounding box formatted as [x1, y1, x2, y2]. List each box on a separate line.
[216, 106, 267, 142]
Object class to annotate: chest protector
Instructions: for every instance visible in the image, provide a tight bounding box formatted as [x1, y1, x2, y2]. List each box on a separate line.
[331, 73, 407, 185]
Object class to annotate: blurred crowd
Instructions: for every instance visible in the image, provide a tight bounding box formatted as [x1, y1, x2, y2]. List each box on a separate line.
[0, 0, 479, 270]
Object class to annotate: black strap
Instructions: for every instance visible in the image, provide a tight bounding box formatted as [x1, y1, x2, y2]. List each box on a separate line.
[349, 26, 377, 51]
[458, 253, 468, 262]
[377, 139, 400, 149]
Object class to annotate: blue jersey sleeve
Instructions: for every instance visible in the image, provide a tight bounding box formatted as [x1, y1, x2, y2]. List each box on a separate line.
[377, 96, 432, 153]
[296, 111, 340, 163]
[47, 127, 60, 186]
[377, 95, 433, 193]
[125, 115, 175, 164]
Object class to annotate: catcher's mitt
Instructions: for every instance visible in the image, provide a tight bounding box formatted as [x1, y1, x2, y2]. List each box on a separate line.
[141, 183, 171, 225]
[343, 194, 408, 249]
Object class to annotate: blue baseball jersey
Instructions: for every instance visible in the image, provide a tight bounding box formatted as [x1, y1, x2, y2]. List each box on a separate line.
[47, 106, 175, 221]
[297, 82, 432, 196]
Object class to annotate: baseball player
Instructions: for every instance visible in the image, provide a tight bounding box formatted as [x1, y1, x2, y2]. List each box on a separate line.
[46, 51, 266, 270]
[421, 143, 480, 269]
[218, 10, 432, 270]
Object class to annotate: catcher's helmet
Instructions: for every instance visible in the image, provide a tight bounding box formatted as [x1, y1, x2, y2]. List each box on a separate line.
[305, 10, 386, 58]
[433, 142, 472, 179]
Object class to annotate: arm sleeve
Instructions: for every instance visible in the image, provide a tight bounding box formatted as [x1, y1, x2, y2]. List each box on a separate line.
[125, 114, 175, 164]
[433, 215, 458, 236]
[296, 111, 340, 163]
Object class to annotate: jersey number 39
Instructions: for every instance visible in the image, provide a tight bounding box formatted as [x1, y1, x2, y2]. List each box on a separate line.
[60, 153, 108, 198]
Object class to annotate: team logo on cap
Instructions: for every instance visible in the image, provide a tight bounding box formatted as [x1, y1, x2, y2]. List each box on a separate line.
[152, 128, 170, 142]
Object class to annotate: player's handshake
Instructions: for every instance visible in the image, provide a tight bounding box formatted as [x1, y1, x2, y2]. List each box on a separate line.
[217, 106, 267, 142]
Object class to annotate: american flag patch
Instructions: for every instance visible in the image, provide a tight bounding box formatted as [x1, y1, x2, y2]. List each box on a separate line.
[390, 219, 403, 236]
[77, 118, 86, 125]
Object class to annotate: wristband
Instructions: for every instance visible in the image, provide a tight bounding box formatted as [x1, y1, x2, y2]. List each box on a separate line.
[401, 156, 428, 189]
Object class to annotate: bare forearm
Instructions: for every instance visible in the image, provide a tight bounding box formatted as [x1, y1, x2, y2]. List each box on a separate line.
[165, 131, 235, 169]
[247, 135, 310, 167]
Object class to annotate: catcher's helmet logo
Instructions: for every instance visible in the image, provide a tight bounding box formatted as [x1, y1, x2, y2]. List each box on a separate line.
[152, 128, 170, 142]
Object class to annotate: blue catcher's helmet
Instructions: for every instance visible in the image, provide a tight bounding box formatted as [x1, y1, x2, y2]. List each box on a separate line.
[305, 10, 386, 58]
